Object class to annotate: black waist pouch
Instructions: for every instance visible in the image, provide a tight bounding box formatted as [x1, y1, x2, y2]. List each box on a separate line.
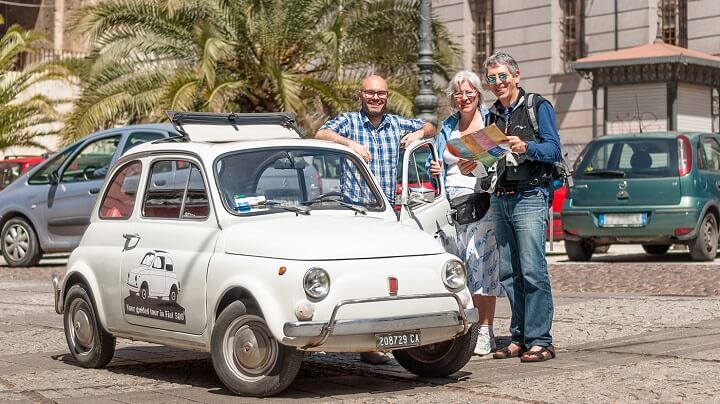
[449, 193, 490, 225]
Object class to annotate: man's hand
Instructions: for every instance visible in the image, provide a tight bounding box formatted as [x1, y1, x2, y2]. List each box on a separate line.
[429, 159, 443, 176]
[400, 129, 425, 149]
[349, 140, 371, 162]
[458, 159, 478, 175]
[505, 135, 528, 154]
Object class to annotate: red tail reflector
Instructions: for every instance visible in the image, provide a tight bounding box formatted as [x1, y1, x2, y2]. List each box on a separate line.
[388, 277, 398, 296]
[677, 135, 692, 176]
[674, 227, 692, 236]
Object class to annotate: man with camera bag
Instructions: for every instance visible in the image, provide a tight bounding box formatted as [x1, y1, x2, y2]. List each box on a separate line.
[482, 52, 562, 363]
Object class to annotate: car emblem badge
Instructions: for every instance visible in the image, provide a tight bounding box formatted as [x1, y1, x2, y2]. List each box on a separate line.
[388, 277, 398, 296]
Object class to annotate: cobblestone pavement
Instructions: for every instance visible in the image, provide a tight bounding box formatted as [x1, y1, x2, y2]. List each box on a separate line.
[0, 247, 719, 403]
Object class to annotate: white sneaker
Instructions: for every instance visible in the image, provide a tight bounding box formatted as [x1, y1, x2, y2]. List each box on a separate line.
[474, 326, 496, 355]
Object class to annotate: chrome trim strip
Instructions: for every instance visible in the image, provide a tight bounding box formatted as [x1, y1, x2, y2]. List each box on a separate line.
[285, 309, 479, 337]
[52, 273, 63, 315]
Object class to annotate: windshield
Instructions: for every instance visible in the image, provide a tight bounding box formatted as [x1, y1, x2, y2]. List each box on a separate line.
[215, 148, 384, 214]
[575, 138, 677, 179]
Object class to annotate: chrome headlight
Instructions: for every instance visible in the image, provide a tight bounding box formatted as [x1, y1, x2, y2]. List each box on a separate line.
[442, 259, 466, 291]
[303, 267, 330, 300]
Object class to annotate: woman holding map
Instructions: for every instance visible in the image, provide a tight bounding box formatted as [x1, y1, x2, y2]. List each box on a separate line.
[429, 70, 504, 356]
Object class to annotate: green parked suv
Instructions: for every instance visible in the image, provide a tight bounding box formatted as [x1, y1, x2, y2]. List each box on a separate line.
[562, 132, 720, 261]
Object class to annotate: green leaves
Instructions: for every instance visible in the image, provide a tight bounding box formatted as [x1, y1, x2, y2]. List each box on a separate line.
[63, 0, 459, 141]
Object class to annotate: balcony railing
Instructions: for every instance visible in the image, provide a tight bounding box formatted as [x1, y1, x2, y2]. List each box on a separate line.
[12, 47, 86, 71]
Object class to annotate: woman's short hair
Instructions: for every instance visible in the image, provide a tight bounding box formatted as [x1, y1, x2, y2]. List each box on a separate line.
[446, 70, 484, 108]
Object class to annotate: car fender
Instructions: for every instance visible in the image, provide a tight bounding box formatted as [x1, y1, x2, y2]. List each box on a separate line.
[209, 272, 292, 342]
[690, 200, 720, 238]
[60, 261, 111, 333]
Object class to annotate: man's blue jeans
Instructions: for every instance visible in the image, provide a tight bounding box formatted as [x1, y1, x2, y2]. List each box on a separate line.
[491, 189, 553, 348]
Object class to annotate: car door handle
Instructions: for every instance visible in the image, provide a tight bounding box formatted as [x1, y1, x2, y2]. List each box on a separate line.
[123, 233, 140, 240]
[89, 187, 100, 194]
[715, 180, 720, 191]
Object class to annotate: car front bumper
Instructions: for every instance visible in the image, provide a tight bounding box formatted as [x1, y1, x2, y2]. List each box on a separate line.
[283, 293, 478, 349]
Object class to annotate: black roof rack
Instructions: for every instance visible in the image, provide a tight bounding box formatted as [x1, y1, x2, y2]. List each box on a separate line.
[164, 111, 306, 142]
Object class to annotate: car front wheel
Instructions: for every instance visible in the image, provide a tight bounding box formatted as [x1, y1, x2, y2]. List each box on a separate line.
[211, 301, 302, 397]
[393, 325, 475, 378]
[565, 238, 594, 261]
[1, 217, 42, 267]
[63, 284, 116, 368]
[689, 213, 718, 261]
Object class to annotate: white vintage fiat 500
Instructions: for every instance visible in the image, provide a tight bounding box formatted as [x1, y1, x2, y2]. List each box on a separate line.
[53, 112, 477, 397]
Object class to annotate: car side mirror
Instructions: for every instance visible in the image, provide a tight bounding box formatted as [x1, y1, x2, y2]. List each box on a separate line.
[49, 170, 60, 185]
[408, 187, 434, 205]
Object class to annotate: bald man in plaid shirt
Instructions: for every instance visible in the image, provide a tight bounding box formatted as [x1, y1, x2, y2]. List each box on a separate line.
[316, 75, 436, 205]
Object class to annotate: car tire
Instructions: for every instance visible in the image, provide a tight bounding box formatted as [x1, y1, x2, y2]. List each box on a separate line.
[63, 284, 116, 368]
[1, 217, 42, 267]
[140, 283, 149, 300]
[211, 301, 302, 397]
[565, 239, 594, 261]
[689, 213, 718, 261]
[642, 244, 671, 255]
[393, 325, 475, 378]
[169, 286, 178, 303]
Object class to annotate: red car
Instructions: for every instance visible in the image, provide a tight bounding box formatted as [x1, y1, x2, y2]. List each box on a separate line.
[547, 185, 567, 241]
[0, 156, 45, 191]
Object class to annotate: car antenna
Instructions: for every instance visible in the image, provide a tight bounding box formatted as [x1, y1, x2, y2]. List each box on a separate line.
[635, 95, 643, 133]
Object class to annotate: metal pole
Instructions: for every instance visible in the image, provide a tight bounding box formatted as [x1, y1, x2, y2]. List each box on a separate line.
[415, 0, 437, 124]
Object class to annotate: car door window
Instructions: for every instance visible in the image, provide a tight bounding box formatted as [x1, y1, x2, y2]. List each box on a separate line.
[143, 159, 209, 220]
[700, 137, 720, 171]
[61, 136, 121, 183]
[99, 161, 142, 219]
[28, 144, 81, 185]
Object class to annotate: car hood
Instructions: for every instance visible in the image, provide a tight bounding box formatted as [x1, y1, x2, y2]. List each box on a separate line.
[222, 215, 445, 260]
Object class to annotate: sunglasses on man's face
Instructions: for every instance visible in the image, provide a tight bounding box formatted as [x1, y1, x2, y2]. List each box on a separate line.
[486, 72, 510, 85]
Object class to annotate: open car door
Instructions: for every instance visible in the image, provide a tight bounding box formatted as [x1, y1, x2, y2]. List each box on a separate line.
[397, 140, 457, 255]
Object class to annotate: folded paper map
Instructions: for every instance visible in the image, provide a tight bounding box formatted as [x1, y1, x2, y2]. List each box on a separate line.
[446, 124, 510, 166]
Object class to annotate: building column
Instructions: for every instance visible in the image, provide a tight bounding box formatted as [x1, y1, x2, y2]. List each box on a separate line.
[54, 0, 65, 51]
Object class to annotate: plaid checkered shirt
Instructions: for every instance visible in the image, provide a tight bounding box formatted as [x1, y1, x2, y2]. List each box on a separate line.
[321, 111, 424, 204]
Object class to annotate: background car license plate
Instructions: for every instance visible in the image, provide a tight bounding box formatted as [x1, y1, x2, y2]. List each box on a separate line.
[376, 330, 420, 349]
[599, 212, 647, 227]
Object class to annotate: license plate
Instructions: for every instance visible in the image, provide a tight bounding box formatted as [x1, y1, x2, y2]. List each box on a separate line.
[599, 212, 647, 227]
[375, 330, 421, 349]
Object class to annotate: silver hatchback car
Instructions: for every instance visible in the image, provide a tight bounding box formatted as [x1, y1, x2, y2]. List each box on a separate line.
[0, 124, 178, 267]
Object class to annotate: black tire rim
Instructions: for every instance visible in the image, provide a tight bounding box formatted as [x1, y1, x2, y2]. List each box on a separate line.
[140, 285, 148, 300]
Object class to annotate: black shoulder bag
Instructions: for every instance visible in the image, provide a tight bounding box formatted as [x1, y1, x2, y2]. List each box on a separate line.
[449, 193, 490, 225]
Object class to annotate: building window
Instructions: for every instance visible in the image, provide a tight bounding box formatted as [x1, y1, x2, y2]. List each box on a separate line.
[561, 0, 585, 67]
[658, 0, 687, 48]
[472, 0, 493, 71]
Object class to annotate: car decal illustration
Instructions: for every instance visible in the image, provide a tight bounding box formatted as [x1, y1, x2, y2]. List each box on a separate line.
[124, 250, 186, 324]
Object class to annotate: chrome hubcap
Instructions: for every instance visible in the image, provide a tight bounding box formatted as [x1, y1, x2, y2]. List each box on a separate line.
[68, 300, 95, 353]
[3, 224, 29, 261]
[224, 316, 277, 381]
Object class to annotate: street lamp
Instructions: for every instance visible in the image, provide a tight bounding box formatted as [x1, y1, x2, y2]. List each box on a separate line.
[414, 0, 437, 124]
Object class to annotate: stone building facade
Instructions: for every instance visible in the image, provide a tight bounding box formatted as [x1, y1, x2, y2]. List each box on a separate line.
[433, 0, 720, 160]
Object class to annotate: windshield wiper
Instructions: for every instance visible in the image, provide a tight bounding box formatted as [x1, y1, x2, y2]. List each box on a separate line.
[337, 201, 367, 215]
[582, 170, 626, 178]
[264, 200, 310, 215]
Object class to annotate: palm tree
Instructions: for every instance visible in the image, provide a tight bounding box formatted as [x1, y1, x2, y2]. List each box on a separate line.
[0, 15, 63, 151]
[63, 0, 459, 141]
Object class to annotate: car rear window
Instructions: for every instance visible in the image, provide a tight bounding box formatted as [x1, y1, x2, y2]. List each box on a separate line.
[575, 138, 677, 179]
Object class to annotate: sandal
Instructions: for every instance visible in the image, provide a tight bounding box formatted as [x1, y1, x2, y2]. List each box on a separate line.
[492, 343, 526, 359]
[520, 345, 556, 363]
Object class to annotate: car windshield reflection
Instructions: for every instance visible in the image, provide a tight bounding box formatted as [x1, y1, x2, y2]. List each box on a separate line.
[215, 148, 383, 214]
